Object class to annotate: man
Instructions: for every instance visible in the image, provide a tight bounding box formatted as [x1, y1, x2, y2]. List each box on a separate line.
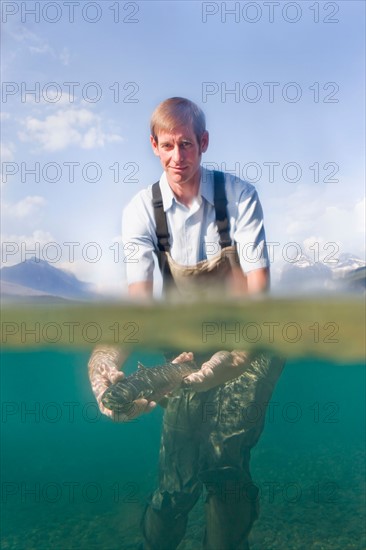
[88, 97, 284, 549]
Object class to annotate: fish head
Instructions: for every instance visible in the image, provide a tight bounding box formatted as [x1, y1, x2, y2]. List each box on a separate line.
[101, 384, 136, 413]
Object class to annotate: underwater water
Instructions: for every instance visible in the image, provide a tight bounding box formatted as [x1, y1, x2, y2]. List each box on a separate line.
[1, 346, 365, 549]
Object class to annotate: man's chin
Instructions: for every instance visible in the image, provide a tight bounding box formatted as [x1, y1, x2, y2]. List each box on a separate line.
[168, 172, 188, 184]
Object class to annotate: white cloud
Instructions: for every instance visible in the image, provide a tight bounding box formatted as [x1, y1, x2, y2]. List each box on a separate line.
[57, 258, 125, 294]
[302, 236, 340, 263]
[1, 196, 46, 235]
[59, 235, 129, 295]
[19, 108, 123, 151]
[58, 258, 94, 282]
[29, 42, 53, 56]
[266, 185, 366, 266]
[11, 196, 46, 218]
[6, 26, 70, 66]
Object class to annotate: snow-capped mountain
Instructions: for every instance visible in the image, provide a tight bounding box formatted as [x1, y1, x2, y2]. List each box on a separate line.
[330, 253, 366, 279]
[278, 253, 365, 293]
[280, 254, 333, 289]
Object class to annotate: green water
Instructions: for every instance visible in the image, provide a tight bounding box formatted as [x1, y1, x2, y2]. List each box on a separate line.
[1, 349, 365, 549]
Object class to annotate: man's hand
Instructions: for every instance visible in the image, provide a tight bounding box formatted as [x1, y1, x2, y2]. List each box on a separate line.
[154, 351, 196, 408]
[88, 346, 156, 422]
[171, 351, 195, 364]
[182, 350, 250, 392]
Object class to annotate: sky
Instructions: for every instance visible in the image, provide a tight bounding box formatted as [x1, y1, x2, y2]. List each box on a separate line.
[1, 0, 365, 294]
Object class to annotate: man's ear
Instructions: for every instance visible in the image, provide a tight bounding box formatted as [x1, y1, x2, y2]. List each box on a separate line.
[150, 135, 160, 156]
[200, 131, 209, 153]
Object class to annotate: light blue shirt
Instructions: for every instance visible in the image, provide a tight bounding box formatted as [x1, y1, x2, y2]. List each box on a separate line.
[122, 167, 269, 284]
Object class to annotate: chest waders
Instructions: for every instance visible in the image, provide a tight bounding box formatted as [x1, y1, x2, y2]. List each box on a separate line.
[140, 172, 284, 550]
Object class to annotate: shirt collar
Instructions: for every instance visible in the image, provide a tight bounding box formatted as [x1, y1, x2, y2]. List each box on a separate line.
[159, 166, 214, 211]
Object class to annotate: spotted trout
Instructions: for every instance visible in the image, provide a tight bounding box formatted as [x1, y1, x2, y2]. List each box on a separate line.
[101, 359, 198, 413]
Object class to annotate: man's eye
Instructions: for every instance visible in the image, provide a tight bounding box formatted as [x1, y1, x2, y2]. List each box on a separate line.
[182, 142, 192, 148]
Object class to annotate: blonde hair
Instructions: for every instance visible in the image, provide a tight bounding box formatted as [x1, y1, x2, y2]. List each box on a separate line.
[150, 97, 206, 143]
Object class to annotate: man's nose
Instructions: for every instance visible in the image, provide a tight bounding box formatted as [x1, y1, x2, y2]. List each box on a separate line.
[172, 145, 183, 163]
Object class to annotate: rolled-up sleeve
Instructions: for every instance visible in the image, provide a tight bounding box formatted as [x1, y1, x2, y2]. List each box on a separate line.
[233, 186, 269, 273]
[122, 192, 156, 284]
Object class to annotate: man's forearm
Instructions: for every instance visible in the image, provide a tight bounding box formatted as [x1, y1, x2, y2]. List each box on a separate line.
[88, 345, 126, 379]
[208, 350, 253, 384]
[128, 281, 154, 299]
[246, 267, 270, 294]
[182, 350, 253, 392]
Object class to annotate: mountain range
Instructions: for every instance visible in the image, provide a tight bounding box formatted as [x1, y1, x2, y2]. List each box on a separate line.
[1, 253, 365, 303]
[0, 257, 95, 302]
[279, 253, 366, 293]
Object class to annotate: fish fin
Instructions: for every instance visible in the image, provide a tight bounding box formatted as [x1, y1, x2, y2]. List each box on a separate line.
[137, 361, 146, 370]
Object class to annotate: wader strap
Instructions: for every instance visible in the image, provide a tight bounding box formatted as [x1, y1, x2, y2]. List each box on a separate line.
[213, 171, 232, 249]
[152, 181, 175, 286]
[152, 181, 171, 252]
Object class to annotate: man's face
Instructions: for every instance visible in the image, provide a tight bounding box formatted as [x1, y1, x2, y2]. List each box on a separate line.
[150, 124, 209, 186]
